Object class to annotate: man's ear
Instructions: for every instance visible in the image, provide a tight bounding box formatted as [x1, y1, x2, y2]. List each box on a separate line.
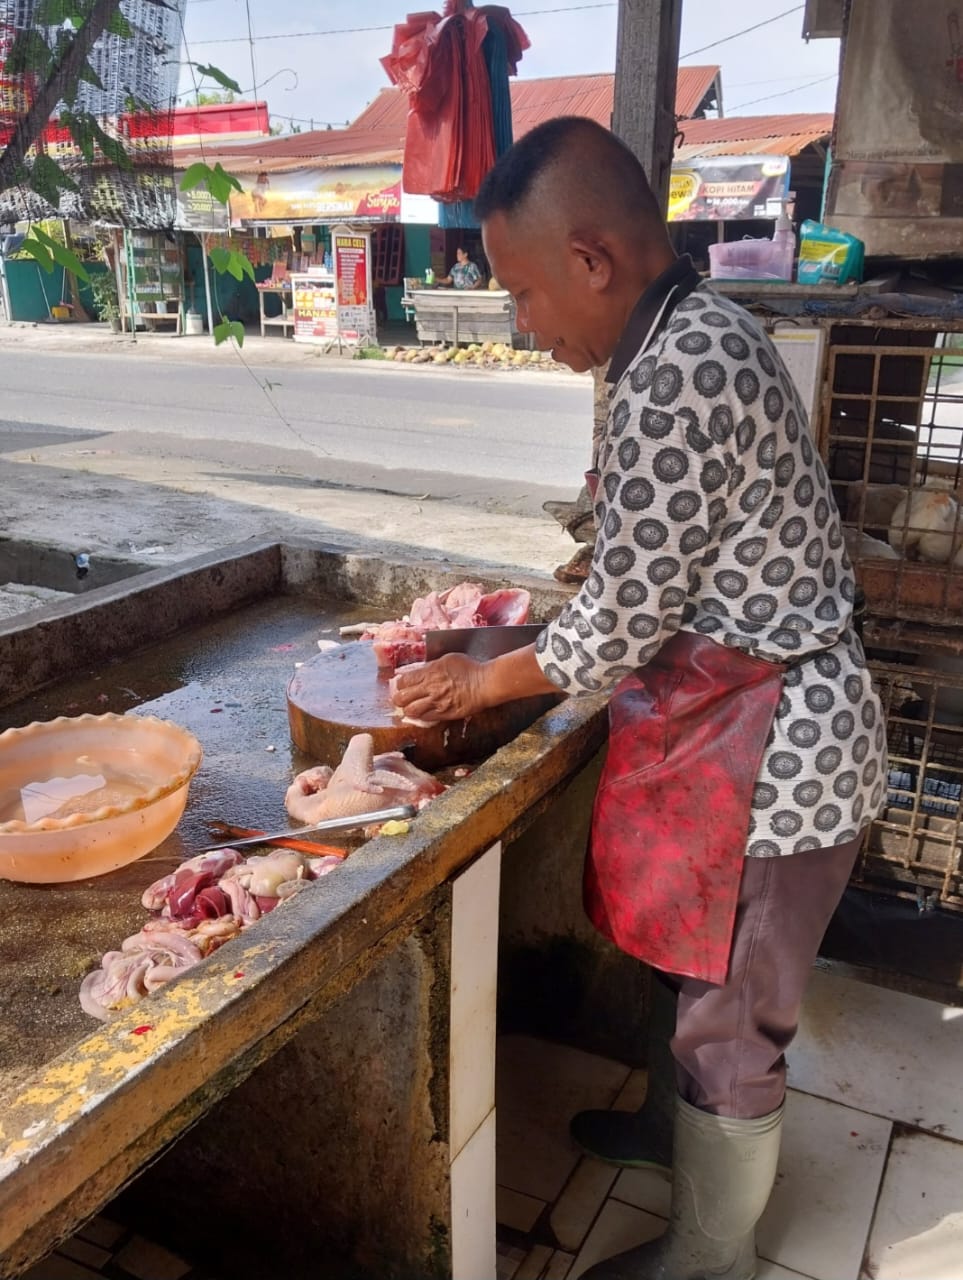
[569, 235, 614, 293]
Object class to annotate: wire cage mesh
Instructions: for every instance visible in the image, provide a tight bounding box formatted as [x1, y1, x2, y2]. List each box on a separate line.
[860, 621, 963, 910]
[820, 324, 963, 624]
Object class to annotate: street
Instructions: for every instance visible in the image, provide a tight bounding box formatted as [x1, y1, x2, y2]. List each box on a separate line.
[0, 343, 593, 575]
[0, 348, 592, 503]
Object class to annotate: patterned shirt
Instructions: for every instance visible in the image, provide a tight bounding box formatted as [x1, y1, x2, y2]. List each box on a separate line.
[535, 270, 887, 857]
[451, 260, 481, 289]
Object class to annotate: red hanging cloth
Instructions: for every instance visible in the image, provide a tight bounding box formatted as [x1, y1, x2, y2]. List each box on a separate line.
[381, 2, 528, 203]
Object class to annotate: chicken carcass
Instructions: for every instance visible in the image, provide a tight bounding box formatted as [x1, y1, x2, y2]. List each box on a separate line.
[889, 489, 962, 563]
[364, 580, 531, 670]
[285, 732, 444, 825]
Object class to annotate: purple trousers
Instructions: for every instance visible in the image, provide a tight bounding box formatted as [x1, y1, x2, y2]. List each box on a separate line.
[667, 837, 861, 1119]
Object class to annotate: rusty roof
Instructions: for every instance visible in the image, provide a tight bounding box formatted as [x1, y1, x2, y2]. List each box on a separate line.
[178, 81, 830, 178]
[351, 66, 721, 137]
[674, 112, 833, 159]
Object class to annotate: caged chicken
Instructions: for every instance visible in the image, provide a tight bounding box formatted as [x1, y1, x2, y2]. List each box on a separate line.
[888, 488, 963, 564]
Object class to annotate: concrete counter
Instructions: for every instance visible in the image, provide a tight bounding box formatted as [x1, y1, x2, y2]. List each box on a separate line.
[0, 542, 627, 1280]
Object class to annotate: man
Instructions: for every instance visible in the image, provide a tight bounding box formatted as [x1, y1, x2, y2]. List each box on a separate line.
[438, 245, 483, 289]
[391, 117, 886, 1280]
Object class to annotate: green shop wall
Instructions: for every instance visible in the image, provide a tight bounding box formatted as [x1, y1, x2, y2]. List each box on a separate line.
[382, 223, 433, 323]
[5, 259, 109, 322]
[184, 243, 268, 328]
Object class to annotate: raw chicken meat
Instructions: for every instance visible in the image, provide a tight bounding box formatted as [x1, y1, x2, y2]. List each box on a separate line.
[284, 732, 444, 825]
[363, 581, 531, 670]
[79, 916, 242, 1021]
[82, 847, 346, 1021]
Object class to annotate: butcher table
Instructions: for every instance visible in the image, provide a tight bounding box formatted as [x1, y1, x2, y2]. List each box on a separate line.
[0, 540, 638, 1280]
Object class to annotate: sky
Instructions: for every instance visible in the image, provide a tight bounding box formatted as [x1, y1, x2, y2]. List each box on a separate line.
[178, 0, 842, 133]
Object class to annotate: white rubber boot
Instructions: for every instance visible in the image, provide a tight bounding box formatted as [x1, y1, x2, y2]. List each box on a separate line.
[579, 1097, 783, 1280]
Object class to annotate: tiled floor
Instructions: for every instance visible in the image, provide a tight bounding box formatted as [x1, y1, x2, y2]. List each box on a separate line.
[495, 968, 963, 1280]
[24, 966, 962, 1280]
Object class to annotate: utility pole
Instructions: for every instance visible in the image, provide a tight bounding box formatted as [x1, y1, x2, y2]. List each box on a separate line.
[556, 1, 682, 585]
[611, 0, 683, 214]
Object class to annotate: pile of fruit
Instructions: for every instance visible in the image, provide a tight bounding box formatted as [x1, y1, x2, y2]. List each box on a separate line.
[382, 341, 563, 370]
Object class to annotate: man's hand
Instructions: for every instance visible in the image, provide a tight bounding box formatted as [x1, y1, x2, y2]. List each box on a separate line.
[390, 653, 488, 723]
[389, 643, 562, 723]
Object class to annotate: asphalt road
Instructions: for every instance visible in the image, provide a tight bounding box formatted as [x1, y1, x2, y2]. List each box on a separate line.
[0, 349, 593, 511]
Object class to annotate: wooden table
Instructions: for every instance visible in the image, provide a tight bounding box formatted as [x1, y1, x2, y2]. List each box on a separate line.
[257, 283, 294, 337]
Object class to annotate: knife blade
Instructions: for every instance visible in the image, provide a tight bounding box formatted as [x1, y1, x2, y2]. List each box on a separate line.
[423, 623, 544, 662]
[198, 804, 418, 853]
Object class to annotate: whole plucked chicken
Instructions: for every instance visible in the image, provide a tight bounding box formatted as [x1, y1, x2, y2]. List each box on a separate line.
[285, 732, 444, 825]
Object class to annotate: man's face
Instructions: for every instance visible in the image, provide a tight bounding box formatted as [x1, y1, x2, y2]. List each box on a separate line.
[456, 248, 468, 264]
[481, 211, 601, 373]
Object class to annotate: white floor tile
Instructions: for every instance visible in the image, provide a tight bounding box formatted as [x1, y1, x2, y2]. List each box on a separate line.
[550, 1158, 620, 1253]
[610, 1164, 672, 1219]
[861, 1129, 963, 1279]
[756, 1090, 891, 1280]
[568, 1200, 665, 1279]
[497, 1036, 630, 1203]
[450, 843, 501, 1159]
[545, 1250, 576, 1279]
[497, 1239, 527, 1280]
[451, 1109, 497, 1280]
[516, 1244, 553, 1280]
[610, 1090, 889, 1280]
[497, 1184, 547, 1233]
[790, 969, 963, 1140]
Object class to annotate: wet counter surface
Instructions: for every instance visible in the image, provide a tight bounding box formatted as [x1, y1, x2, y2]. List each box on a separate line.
[0, 570, 607, 1277]
[0, 596, 363, 1107]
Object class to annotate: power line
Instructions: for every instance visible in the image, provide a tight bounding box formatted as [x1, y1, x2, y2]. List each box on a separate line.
[727, 72, 836, 111]
[679, 4, 804, 59]
[189, 3, 616, 46]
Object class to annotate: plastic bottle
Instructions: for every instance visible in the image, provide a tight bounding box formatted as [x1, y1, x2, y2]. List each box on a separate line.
[424, 266, 435, 287]
[772, 199, 795, 282]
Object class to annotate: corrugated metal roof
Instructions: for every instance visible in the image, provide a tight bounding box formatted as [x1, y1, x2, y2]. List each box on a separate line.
[674, 113, 833, 159]
[677, 113, 834, 145]
[178, 89, 831, 177]
[350, 67, 721, 139]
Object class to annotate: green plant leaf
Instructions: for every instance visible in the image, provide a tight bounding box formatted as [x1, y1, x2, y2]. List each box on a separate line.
[28, 153, 80, 206]
[208, 246, 231, 274]
[106, 9, 133, 36]
[90, 119, 132, 170]
[179, 161, 242, 206]
[79, 60, 104, 90]
[20, 237, 55, 274]
[62, 109, 96, 161]
[7, 29, 53, 76]
[178, 163, 210, 193]
[35, 0, 85, 24]
[210, 248, 255, 282]
[213, 319, 245, 347]
[192, 63, 242, 95]
[31, 225, 90, 281]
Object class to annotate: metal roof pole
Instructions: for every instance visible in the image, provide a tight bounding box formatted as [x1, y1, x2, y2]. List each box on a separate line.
[611, 0, 683, 215]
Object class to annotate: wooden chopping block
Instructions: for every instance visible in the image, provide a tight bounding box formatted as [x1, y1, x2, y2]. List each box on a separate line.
[287, 641, 562, 771]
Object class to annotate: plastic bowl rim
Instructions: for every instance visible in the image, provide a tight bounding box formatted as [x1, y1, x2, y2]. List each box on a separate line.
[0, 712, 203, 835]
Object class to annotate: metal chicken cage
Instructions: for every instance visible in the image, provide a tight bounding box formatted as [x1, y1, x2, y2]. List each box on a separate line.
[819, 324, 963, 625]
[859, 619, 963, 910]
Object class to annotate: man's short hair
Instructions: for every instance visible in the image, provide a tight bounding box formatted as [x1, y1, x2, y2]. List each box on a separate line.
[474, 116, 663, 230]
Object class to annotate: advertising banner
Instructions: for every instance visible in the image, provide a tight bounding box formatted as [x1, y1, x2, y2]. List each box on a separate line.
[668, 155, 791, 221]
[230, 165, 402, 224]
[333, 230, 372, 339]
[292, 274, 338, 340]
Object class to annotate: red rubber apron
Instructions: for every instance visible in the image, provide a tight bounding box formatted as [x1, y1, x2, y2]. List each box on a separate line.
[584, 631, 786, 985]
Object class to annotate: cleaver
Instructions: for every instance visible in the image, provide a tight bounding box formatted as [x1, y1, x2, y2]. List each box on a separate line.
[424, 623, 545, 662]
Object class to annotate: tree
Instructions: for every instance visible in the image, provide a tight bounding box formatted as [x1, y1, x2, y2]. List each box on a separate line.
[1, 0, 252, 344]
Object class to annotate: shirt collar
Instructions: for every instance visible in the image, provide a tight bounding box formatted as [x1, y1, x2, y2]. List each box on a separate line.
[605, 255, 701, 386]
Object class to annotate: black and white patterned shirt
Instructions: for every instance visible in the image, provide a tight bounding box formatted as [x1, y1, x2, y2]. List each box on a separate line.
[536, 271, 887, 857]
